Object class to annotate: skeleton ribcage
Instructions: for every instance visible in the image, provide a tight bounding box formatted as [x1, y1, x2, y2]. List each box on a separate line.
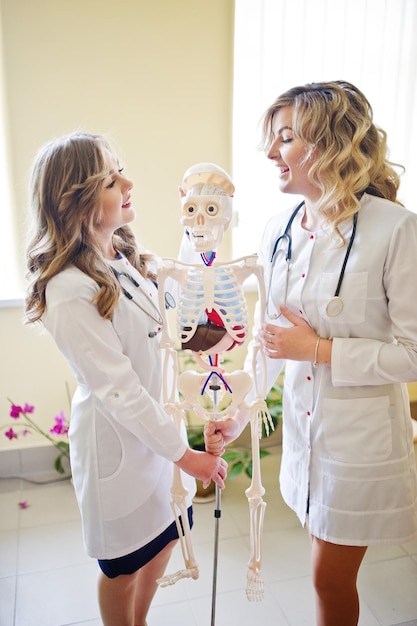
[178, 265, 248, 346]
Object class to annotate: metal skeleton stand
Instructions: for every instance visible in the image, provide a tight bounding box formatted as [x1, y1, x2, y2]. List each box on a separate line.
[209, 373, 221, 626]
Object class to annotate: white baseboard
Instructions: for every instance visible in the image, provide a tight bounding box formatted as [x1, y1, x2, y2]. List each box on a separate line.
[0, 444, 71, 482]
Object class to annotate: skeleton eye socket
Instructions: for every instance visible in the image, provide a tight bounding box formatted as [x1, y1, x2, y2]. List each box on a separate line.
[185, 204, 197, 216]
[206, 204, 219, 216]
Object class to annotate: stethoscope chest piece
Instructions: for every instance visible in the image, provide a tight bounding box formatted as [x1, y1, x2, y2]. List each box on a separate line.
[268, 204, 358, 321]
[326, 296, 344, 317]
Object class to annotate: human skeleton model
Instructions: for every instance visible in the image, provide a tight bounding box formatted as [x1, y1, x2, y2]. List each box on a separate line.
[156, 163, 273, 601]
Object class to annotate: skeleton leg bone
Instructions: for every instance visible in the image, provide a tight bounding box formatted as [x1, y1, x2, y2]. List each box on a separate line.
[155, 393, 199, 587]
[245, 495, 266, 601]
[156, 464, 199, 587]
[244, 408, 268, 602]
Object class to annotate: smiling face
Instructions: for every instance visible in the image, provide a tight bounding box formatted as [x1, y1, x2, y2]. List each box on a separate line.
[267, 106, 321, 205]
[94, 150, 134, 254]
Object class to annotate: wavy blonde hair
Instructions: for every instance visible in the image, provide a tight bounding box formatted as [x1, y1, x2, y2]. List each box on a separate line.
[260, 81, 403, 234]
[25, 132, 156, 323]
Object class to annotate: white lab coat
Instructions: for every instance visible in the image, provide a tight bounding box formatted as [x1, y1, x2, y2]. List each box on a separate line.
[43, 254, 195, 559]
[249, 193, 417, 545]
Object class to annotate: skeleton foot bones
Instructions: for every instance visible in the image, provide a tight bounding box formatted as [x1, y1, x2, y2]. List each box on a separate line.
[157, 566, 198, 587]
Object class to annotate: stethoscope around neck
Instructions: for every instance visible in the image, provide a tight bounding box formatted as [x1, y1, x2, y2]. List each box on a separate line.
[267, 200, 358, 319]
[110, 266, 164, 338]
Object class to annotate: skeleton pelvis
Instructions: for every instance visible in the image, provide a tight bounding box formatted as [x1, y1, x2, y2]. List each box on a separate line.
[178, 369, 252, 420]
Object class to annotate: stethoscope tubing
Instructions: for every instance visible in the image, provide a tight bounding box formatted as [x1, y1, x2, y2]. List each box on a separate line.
[267, 202, 358, 319]
[270, 201, 304, 264]
[110, 266, 163, 337]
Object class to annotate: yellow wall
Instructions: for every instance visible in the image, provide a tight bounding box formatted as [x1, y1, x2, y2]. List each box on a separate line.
[409, 382, 417, 403]
[0, 0, 235, 446]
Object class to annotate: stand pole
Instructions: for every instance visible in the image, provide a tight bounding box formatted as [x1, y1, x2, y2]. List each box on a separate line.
[210, 375, 221, 626]
[211, 484, 221, 625]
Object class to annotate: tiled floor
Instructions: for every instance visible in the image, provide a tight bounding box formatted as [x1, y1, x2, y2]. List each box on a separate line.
[1, 445, 417, 626]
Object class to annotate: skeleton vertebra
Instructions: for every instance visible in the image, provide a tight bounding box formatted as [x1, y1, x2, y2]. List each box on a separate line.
[156, 163, 272, 601]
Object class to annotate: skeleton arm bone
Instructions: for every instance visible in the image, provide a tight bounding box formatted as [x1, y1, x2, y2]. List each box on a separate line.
[249, 262, 269, 401]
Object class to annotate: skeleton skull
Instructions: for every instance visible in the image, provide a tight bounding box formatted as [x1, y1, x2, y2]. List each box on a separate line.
[180, 162, 235, 252]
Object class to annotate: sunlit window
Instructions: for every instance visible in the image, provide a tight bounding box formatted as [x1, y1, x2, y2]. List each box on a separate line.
[232, 0, 417, 257]
[0, 19, 22, 304]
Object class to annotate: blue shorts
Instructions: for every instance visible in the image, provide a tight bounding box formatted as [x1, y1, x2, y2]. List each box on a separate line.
[98, 506, 193, 578]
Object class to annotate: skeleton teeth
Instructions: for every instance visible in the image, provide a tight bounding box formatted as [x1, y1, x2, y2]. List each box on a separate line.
[191, 232, 211, 241]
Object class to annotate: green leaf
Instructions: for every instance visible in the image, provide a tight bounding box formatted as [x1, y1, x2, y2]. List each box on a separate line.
[56, 441, 70, 454]
[268, 405, 282, 420]
[259, 449, 270, 459]
[186, 425, 205, 449]
[222, 450, 244, 463]
[54, 455, 65, 474]
[227, 460, 245, 479]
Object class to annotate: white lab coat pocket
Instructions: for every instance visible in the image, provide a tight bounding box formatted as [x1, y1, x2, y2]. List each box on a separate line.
[96, 418, 157, 521]
[318, 272, 368, 323]
[322, 395, 392, 463]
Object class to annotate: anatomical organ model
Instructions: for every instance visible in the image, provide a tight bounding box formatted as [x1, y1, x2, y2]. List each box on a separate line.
[156, 163, 273, 601]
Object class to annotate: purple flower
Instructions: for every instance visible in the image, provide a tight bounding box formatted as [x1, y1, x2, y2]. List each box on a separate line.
[18, 501, 29, 509]
[6, 399, 70, 476]
[50, 410, 69, 435]
[9, 403, 34, 418]
[5, 427, 18, 440]
[9, 404, 23, 418]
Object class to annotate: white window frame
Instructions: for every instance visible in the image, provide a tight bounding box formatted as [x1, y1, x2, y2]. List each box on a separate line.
[232, 0, 417, 258]
[0, 14, 23, 306]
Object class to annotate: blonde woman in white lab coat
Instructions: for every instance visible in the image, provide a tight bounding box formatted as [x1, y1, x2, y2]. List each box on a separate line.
[25, 132, 227, 626]
[205, 81, 417, 626]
